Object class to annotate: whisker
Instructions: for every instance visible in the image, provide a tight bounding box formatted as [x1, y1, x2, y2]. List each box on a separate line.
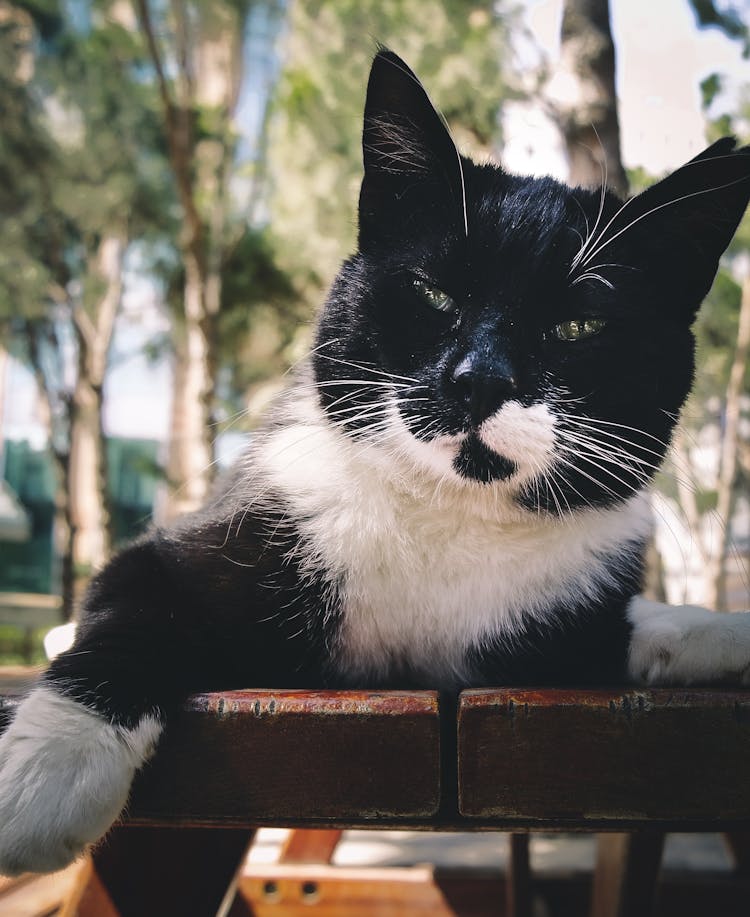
[570, 132, 608, 272]
[313, 352, 421, 384]
[571, 272, 614, 290]
[579, 172, 750, 269]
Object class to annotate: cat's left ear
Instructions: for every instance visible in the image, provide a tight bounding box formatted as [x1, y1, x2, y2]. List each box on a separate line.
[603, 138, 750, 315]
[358, 49, 467, 247]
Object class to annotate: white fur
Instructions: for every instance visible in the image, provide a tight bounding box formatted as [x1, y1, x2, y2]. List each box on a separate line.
[0, 687, 161, 876]
[384, 399, 558, 487]
[628, 598, 750, 685]
[479, 401, 557, 484]
[252, 390, 653, 686]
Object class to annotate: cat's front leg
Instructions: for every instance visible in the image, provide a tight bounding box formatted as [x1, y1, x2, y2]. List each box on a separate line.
[0, 535, 176, 876]
[0, 516, 324, 877]
[0, 689, 161, 875]
[627, 597, 750, 685]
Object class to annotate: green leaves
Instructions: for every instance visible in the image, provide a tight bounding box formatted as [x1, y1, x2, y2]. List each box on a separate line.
[267, 1, 513, 297]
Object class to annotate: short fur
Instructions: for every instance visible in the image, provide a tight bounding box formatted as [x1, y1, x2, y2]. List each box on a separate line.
[1, 49, 750, 876]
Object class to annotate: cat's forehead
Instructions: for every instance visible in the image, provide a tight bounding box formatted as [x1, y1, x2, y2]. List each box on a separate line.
[463, 165, 592, 289]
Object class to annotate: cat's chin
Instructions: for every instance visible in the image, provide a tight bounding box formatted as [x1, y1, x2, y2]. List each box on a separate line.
[453, 433, 517, 483]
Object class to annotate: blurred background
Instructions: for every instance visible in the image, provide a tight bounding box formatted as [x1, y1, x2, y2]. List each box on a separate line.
[0, 0, 748, 662]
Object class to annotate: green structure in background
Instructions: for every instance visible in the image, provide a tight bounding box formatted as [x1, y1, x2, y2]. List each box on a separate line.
[0, 438, 159, 595]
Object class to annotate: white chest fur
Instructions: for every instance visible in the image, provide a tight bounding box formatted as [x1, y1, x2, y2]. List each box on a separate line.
[253, 398, 653, 686]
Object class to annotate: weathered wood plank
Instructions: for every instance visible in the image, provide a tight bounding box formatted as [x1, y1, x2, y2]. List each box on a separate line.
[237, 864, 750, 917]
[127, 690, 442, 824]
[238, 864, 463, 917]
[458, 688, 750, 825]
[0, 862, 84, 917]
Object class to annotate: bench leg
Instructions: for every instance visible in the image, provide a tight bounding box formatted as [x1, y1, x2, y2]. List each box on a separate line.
[60, 826, 255, 917]
[590, 831, 665, 917]
[724, 831, 750, 874]
[279, 829, 344, 864]
[506, 832, 532, 917]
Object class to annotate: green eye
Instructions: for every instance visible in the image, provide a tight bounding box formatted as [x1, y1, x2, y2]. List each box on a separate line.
[413, 279, 457, 314]
[553, 318, 607, 341]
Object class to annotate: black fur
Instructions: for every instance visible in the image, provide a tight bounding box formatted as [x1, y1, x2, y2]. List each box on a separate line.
[43, 50, 750, 731]
[46, 505, 339, 729]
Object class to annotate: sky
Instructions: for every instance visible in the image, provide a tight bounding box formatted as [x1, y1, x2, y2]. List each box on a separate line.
[503, 0, 750, 178]
[2, 0, 749, 451]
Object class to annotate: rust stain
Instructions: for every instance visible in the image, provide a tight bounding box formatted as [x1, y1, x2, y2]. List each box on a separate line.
[459, 687, 750, 713]
[188, 689, 440, 718]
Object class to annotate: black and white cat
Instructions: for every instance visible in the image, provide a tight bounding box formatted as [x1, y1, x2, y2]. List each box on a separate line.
[1, 49, 750, 876]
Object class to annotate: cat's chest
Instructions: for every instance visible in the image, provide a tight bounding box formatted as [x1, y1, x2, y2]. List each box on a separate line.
[291, 479, 649, 686]
[332, 516, 565, 682]
[258, 419, 651, 686]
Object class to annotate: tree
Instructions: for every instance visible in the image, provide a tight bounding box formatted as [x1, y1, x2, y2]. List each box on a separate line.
[267, 1, 514, 300]
[135, 0, 290, 517]
[666, 176, 750, 610]
[649, 66, 749, 610]
[687, 0, 749, 56]
[547, 0, 628, 194]
[0, 1, 169, 616]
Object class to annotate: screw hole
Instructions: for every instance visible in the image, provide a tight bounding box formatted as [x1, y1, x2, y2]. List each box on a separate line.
[263, 880, 279, 900]
[301, 880, 319, 902]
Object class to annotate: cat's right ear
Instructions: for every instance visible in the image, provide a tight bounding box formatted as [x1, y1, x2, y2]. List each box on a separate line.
[358, 49, 467, 248]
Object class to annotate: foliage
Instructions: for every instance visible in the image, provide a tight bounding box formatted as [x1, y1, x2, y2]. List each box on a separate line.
[266, 0, 515, 299]
[0, 2, 63, 327]
[0, 1, 171, 345]
[687, 0, 749, 56]
[217, 226, 300, 409]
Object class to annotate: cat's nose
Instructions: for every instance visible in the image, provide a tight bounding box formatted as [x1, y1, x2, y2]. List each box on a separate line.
[452, 357, 519, 426]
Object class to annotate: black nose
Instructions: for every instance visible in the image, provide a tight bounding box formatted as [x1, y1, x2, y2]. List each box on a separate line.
[452, 357, 519, 426]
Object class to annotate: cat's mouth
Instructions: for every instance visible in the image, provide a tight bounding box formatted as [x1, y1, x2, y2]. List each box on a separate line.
[451, 400, 557, 483]
[390, 398, 557, 487]
[453, 433, 518, 483]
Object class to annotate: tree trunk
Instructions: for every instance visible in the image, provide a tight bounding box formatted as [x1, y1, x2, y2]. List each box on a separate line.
[550, 0, 628, 195]
[136, 0, 244, 518]
[64, 233, 124, 608]
[164, 252, 216, 519]
[705, 275, 750, 611]
[0, 343, 7, 459]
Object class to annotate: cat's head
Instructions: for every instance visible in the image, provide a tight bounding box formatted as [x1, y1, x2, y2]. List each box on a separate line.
[313, 49, 750, 514]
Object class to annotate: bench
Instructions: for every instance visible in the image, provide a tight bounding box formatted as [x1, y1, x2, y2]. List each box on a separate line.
[2, 686, 750, 916]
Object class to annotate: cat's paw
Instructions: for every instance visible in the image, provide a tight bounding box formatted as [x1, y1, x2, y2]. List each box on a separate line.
[627, 599, 750, 686]
[0, 686, 161, 876]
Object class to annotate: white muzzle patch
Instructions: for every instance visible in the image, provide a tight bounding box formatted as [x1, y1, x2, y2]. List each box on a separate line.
[478, 401, 557, 480]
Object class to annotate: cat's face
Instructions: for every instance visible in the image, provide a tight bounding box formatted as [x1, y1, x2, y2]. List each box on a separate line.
[313, 50, 750, 515]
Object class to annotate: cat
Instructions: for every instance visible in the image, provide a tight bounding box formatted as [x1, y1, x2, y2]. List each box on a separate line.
[1, 48, 750, 877]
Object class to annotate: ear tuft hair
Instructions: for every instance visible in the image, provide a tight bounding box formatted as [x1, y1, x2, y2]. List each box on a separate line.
[359, 49, 467, 247]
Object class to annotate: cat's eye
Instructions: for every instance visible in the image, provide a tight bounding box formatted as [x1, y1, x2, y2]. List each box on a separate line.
[552, 318, 607, 341]
[413, 279, 457, 314]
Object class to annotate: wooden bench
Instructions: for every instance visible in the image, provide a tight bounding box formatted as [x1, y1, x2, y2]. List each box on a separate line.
[2, 687, 750, 916]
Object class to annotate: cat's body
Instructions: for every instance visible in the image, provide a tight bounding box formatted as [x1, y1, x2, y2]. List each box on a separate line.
[2, 49, 750, 876]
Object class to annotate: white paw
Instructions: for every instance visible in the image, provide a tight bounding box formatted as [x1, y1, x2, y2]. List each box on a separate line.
[0, 686, 161, 876]
[628, 598, 750, 686]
